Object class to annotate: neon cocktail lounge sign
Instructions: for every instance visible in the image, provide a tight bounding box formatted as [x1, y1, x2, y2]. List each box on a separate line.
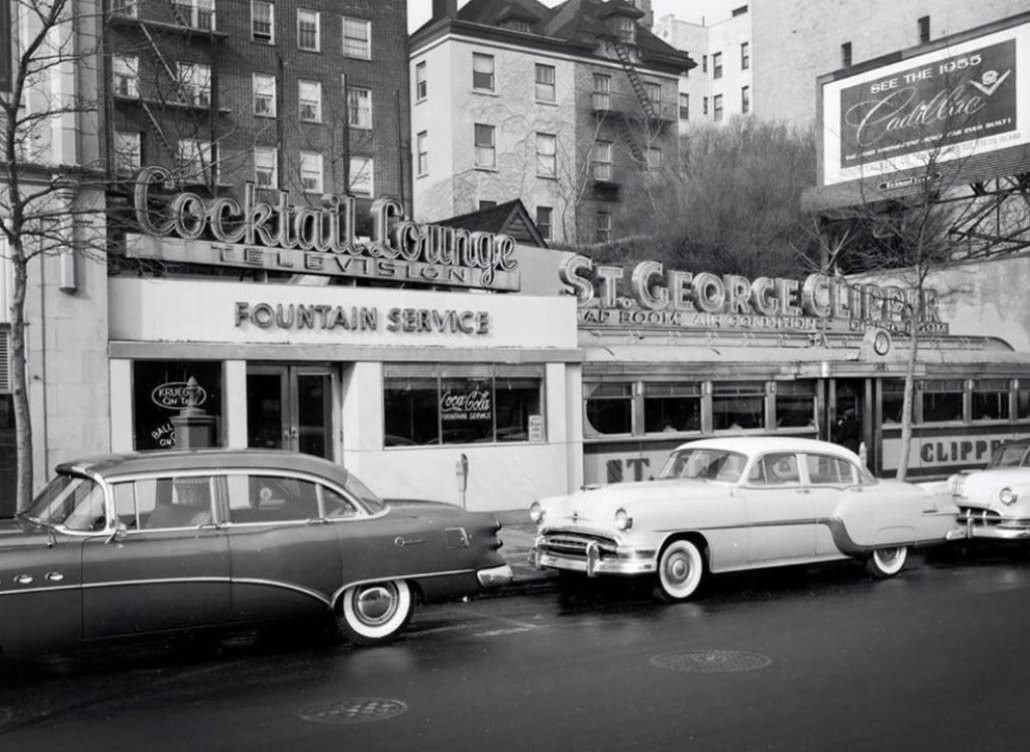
[127, 166, 520, 291]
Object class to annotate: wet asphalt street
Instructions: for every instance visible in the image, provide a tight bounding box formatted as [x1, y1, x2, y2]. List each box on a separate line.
[1, 546, 1029, 752]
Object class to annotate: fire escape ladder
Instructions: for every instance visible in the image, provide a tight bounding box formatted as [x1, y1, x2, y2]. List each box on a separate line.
[613, 42, 658, 121]
[139, 23, 180, 88]
[618, 112, 645, 164]
[139, 100, 177, 160]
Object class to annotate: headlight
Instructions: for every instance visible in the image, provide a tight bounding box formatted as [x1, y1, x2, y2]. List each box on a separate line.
[614, 507, 633, 531]
[999, 487, 1019, 506]
[529, 501, 544, 524]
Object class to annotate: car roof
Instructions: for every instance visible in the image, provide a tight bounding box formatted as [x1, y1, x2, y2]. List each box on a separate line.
[55, 448, 354, 484]
[673, 436, 860, 460]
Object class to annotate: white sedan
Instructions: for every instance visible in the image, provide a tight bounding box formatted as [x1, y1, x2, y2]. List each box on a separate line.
[946, 465, 1030, 543]
[530, 437, 958, 601]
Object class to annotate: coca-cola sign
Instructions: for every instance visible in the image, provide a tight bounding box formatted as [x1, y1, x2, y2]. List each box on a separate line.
[839, 39, 1016, 169]
[440, 386, 492, 423]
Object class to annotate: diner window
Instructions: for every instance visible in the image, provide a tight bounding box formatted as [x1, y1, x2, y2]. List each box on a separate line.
[644, 383, 700, 433]
[416, 130, 428, 176]
[740, 41, 750, 70]
[536, 132, 556, 178]
[921, 379, 963, 423]
[593, 73, 611, 110]
[347, 86, 372, 129]
[535, 63, 555, 102]
[972, 379, 1010, 421]
[384, 364, 544, 446]
[678, 92, 689, 120]
[713, 381, 766, 430]
[775, 381, 815, 429]
[585, 382, 632, 436]
[1018, 381, 1030, 419]
[342, 16, 371, 59]
[474, 123, 495, 168]
[253, 73, 276, 116]
[131, 360, 223, 451]
[415, 61, 427, 101]
[251, 0, 273, 43]
[881, 380, 907, 425]
[472, 53, 495, 91]
[297, 8, 320, 51]
[536, 206, 552, 240]
[299, 79, 322, 122]
[349, 156, 373, 196]
[712, 51, 722, 79]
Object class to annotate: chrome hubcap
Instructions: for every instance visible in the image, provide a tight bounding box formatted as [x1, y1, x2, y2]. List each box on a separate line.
[355, 585, 397, 626]
[667, 554, 689, 582]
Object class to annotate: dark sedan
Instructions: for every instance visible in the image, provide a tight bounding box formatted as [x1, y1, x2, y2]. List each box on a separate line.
[0, 449, 512, 655]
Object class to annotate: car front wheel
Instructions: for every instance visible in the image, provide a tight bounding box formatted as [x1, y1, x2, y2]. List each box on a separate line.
[337, 580, 413, 646]
[655, 539, 705, 602]
[866, 546, 908, 578]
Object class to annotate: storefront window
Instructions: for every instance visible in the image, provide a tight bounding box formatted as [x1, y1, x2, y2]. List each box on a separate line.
[775, 381, 815, 429]
[132, 361, 223, 450]
[921, 380, 963, 423]
[644, 382, 700, 433]
[384, 364, 544, 446]
[881, 380, 906, 425]
[712, 381, 765, 430]
[1018, 382, 1030, 419]
[972, 379, 1010, 421]
[585, 382, 633, 436]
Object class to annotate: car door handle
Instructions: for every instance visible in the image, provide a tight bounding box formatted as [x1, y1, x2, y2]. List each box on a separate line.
[45, 571, 65, 583]
[796, 488, 810, 495]
[13, 574, 33, 585]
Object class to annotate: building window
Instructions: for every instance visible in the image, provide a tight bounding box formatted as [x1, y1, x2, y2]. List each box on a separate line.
[299, 150, 323, 193]
[646, 147, 661, 170]
[712, 51, 722, 79]
[536, 206, 552, 241]
[299, 80, 321, 122]
[132, 361, 223, 451]
[297, 9, 320, 51]
[251, 0, 273, 44]
[253, 73, 276, 116]
[177, 138, 213, 184]
[349, 156, 373, 196]
[741, 85, 750, 114]
[775, 381, 815, 429]
[595, 210, 611, 243]
[1018, 381, 1030, 419]
[678, 92, 689, 120]
[502, 18, 532, 33]
[416, 131, 428, 176]
[713, 93, 723, 122]
[112, 0, 138, 16]
[740, 41, 749, 70]
[474, 123, 495, 168]
[342, 16, 371, 59]
[585, 383, 632, 436]
[918, 15, 930, 44]
[472, 53, 494, 91]
[114, 131, 141, 173]
[644, 383, 701, 433]
[614, 16, 635, 45]
[703, 96, 708, 115]
[174, 0, 215, 30]
[972, 379, 1009, 421]
[712, 381, 766, 430]
[643, 81, 661, 108]
[841, 41, 852, 68]
[347, 86, 372, 129]
[415, 61, 427, 101]
[882, 381, 907, 425]
[921, 380, 963, 423]
[593, 140, 612, 180]
[592, 73, 611, 110]
[384, 364, 545, 446]
[702, 54, 707, 73]
[479, 200, 497, 209]
[535, 63, 555, 103]
[112, 55, 139, 98]
[177, 62, 211, 107]
[536, 132, 556, 178]
[253, 146, 277, 187]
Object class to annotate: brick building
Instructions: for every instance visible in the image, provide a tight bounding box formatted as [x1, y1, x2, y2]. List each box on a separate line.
[409, 0, 694, 247]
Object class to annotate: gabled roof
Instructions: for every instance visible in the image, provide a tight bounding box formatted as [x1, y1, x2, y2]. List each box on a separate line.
[436, 199, 549, 248]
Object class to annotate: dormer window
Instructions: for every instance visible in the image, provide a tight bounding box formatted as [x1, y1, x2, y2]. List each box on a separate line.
[614, 16, 636, 45]
[502, 19, 531, 32]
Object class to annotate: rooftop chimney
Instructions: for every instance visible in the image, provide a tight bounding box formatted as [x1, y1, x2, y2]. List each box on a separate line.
[433, 0, 458, 20]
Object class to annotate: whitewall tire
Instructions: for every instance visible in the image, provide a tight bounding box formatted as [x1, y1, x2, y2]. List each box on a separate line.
[866, 546, 908, 578]
[655, 539, 705, 602]
[337, 580, 413, 645]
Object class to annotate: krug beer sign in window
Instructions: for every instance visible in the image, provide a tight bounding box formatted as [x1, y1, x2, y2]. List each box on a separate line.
[126, 166, 520, 291]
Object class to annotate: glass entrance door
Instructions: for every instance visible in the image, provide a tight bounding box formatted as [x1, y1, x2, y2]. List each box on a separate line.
[247, 366, 334, 459]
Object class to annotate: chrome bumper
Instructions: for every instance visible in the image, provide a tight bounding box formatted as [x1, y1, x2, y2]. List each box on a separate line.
[476, 564, 514, 588]
[530, 544, 656, 577]
[946, 512, 1030, 541]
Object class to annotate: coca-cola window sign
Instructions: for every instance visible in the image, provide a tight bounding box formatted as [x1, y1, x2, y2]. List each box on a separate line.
[133, 361, 223, 450]
[839, 39, 1017, 170]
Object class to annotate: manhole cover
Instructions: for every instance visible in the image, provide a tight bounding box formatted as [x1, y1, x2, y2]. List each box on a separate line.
[299, 697, 408, 725]
[651, 650, 772, 673]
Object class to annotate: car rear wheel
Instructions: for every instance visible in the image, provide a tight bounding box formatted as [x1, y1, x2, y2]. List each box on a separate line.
[655, 539, 704, 602]
[866, 546, 908, 578]
[337, 580, 413, 646]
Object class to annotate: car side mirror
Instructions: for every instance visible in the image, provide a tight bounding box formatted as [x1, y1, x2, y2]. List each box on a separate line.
[106, 521, 128, 544]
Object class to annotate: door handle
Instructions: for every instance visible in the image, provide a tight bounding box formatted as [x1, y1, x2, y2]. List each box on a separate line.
[796, 488, 810, 494]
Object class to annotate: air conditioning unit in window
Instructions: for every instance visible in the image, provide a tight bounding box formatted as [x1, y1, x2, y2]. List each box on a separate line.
[0, 329, 10, 393]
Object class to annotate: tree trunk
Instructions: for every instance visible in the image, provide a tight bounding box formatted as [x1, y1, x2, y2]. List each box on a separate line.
[10, 251, 33, 512]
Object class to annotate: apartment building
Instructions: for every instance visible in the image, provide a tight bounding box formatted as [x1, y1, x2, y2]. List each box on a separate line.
[654, 4, 752, 132]
[104, 0, 411, 216]
[409, 0, 694, 247]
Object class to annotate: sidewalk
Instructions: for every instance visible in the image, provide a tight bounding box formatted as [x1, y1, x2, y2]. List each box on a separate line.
[494, 510, 557, 593]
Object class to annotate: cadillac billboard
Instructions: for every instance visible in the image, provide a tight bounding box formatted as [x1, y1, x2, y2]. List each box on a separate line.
[816, 15, 1029, 197]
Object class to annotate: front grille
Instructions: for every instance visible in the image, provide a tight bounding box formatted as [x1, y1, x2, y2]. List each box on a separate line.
[539, 533, 616, 559]
[957, 507, 1002, 527]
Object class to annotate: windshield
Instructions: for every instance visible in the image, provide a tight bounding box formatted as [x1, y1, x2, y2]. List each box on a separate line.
[21, 472, 107, 532]
[990, 445, 1027, 468]
[658, 448, 748, 482]
[344, 471, 385, 513]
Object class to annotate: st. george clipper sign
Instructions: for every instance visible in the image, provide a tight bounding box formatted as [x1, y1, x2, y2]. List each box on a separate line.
[125, 166, 521, 292]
